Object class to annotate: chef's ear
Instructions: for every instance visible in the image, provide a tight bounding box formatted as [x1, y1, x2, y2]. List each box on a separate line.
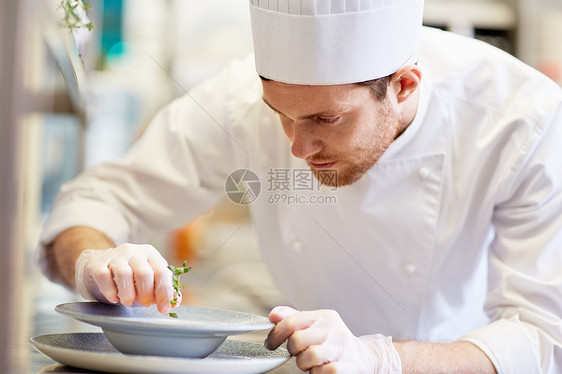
[390, 65, 422, 104]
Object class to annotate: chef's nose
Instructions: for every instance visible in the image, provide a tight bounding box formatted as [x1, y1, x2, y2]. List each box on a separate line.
[290, 123, 323, 159]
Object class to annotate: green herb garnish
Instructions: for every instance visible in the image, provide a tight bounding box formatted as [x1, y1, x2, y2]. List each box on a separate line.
[58, 0, 94, 31]
[167, 261, 191, 318]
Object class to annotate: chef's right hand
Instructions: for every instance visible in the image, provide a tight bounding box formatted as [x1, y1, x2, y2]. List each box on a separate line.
[74, 244, 177, 314]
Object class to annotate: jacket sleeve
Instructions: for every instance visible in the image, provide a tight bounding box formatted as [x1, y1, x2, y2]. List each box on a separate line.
[36, 65, 250, 286]
[461, 99, 562, 373]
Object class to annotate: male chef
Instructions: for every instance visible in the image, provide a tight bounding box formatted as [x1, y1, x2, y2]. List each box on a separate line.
[38, 0, 562, 372]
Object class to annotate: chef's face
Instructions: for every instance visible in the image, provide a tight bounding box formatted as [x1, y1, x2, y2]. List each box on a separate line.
[261, 81, 401, 187]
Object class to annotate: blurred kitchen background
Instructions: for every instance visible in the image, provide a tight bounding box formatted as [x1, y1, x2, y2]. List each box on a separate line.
[1, 0, 562, 373]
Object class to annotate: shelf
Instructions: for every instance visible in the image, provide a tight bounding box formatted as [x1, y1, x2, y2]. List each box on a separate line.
[34, 0, 90, 119]
[424, 0, 516, 36]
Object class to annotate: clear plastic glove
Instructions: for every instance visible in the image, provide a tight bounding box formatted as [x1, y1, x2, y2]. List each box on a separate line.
[265, 306, 402, 373]
[74, 243, 178, 314]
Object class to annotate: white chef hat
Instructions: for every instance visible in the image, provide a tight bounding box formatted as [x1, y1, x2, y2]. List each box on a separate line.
[249, 0, 424, 85]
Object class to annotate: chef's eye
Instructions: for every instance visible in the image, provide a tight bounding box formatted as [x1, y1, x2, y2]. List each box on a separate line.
[316, 116, 339, 124]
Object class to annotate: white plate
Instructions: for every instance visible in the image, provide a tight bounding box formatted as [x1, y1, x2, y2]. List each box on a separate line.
[31, 333, 291, 374]
[55, 302, 275, 357]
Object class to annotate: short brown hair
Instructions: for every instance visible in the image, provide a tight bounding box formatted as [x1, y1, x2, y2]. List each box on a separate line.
[356, 74, 393, 101]
[259, 74, 393, 101]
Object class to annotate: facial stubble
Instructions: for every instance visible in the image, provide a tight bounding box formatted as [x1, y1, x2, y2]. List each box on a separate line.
[312, 99, 401, 188]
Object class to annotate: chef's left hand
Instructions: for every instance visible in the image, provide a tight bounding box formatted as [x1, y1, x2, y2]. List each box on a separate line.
[265, 306, 402, 373]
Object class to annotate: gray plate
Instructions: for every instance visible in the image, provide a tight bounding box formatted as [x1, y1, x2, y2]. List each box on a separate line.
[31, 333, 290, 374]
[56, 302, 274, 335]
[55, 302, 275, 358]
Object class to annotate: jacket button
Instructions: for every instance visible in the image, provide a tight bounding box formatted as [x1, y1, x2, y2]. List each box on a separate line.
[418, 167, 430, 179]
[405, 263, 417, 274]
[292, 240, 305, 253]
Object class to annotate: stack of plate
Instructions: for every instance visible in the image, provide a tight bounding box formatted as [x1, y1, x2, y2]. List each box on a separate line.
[30, 302, 290, 374]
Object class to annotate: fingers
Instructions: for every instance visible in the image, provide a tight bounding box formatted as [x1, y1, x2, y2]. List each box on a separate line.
[150, 255, 175, 314]
[310, 362, 338, 374]
[294, 333, 339, 371]
[76, 244, 176, 313]
[109, 256, 135, 306]
[288, 327, 329, 355]
[85, 255, 119, 304]
[265, 307, 315, 350]
[129, 254, 155, 307]
[265, 308, 369, 373]
[269, 305, 300, 323]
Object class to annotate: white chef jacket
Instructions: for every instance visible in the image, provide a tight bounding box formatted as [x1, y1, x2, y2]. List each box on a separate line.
[39, 27, 562, 373]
